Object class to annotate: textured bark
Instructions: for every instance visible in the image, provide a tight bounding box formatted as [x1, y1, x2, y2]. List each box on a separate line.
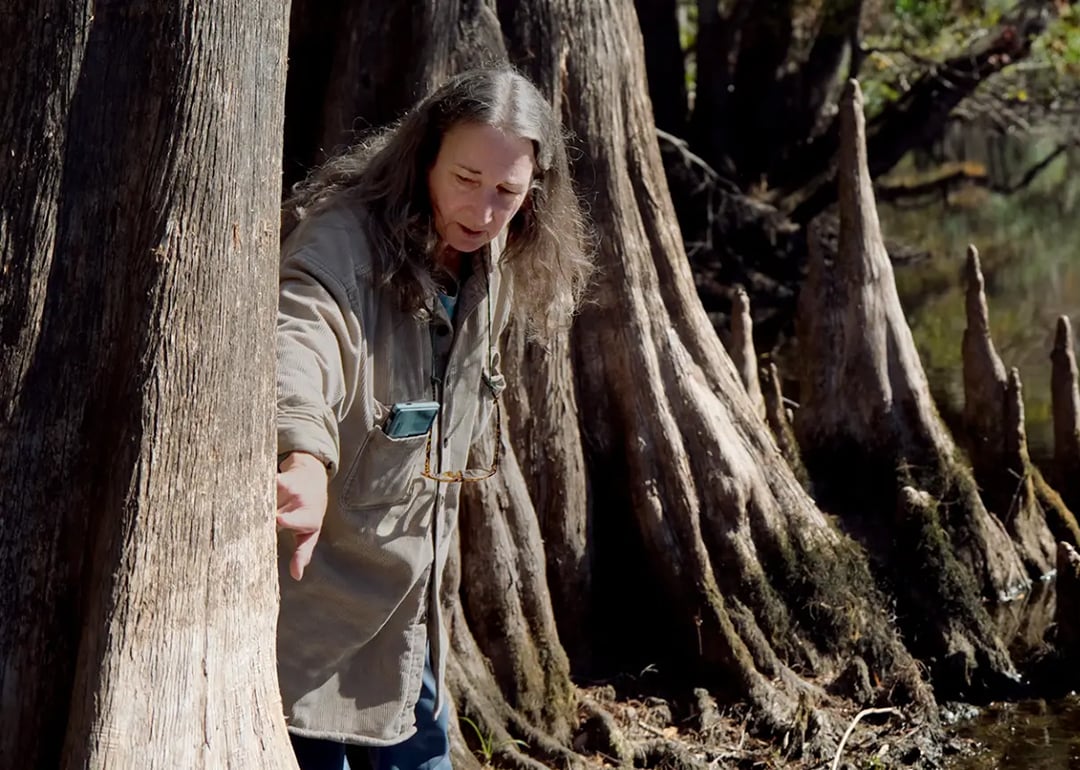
[962, 246, 1056, 577]
[0, 1, 292, 768]
[795, 81, 1025, 696]
[727, 287, 765, 419]
[322, 0, 506, 154]
[500, 324, 592, 667]
[689, 0, 754, 172]
[1053, 542, 1080, 655]
[502, 1, 931, 755]
[726, 4, 796, 186]
[443, 532, 584, 770]
[1052, 316, 1080, 513]
[459, 430, 577, 742]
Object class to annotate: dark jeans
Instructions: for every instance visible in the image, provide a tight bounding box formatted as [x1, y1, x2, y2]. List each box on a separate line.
[290, 654, 451, 770]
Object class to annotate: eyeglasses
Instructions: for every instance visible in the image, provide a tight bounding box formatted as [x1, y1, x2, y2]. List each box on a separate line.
[421, 252, 502, 484]
[421, 395, 501, 483]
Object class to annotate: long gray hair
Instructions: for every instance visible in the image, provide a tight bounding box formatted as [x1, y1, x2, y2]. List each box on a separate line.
[284, 66, 592, 334]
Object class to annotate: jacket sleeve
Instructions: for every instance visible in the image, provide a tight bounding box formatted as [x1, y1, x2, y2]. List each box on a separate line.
[277, 241, 366, 478]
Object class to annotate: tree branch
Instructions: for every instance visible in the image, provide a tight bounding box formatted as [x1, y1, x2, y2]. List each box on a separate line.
[873, 143, 1071, 203]
[781, 2, 1062, 222]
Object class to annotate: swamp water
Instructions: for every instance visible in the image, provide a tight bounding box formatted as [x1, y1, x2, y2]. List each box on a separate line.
[880, 136, 1080, 769]
[885, 137, 1080, 465]
[945, 696, 1080, 769]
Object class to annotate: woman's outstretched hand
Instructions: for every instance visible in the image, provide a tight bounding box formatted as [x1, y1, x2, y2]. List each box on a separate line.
[276, 452, 329, 581]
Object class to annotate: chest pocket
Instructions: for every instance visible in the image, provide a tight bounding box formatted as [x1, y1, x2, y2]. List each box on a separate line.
[341, 425, 428, 510]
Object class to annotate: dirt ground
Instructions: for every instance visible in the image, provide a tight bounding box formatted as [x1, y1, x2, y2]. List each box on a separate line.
[569, 685, 984, 770]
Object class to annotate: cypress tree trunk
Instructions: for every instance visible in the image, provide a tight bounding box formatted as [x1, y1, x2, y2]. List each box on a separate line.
[501, 3, 930, 758]
[0, 1, 293, 767]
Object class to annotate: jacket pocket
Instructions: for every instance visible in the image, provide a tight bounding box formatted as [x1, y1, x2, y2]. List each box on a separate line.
[341, 425, 428, 510]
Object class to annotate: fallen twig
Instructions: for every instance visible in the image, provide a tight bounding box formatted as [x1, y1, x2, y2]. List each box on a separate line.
[830, 707, 902, 770]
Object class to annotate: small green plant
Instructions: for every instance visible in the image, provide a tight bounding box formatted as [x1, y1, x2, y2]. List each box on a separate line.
[459, 716, 528, 766]
[864, 753, 887, 769]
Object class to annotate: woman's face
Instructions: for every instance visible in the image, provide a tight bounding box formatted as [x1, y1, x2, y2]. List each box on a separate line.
[428, 122, 535, 254]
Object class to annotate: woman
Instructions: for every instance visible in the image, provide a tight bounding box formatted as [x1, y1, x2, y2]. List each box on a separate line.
[275, 67, 591, 770]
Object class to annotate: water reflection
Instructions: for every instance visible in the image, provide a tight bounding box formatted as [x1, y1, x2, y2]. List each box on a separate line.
[882, 137, 1080, 467]
[947, 696, 1080, 769]
[990, 579, 1056, 666]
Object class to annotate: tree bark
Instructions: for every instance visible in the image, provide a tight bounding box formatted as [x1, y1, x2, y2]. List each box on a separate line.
[504, 0, 931, 755]
[795, 80, 1026, 696]
[689, 0, 755, 173]
[1053, 542, 1080, 657]
[1052, 316, 1080, 514]
[726, 2, 796, 186]
[0, 1, 292, 768]
[499, 324, 592, 668]
[458, 431, 577, 744]
[773, 0, 863, 163]
[962, 246, 1056, 577]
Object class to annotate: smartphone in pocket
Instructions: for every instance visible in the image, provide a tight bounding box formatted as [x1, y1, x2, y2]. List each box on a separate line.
[384, 401, 440, 438]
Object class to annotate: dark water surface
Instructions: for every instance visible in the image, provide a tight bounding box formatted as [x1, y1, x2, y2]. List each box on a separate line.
[883, 137, 1080, 465]
[946, 696, 1080, 769]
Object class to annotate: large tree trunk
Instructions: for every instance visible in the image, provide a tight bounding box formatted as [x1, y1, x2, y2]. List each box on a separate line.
[795, 80, 1026, 697]
[0, 2, 292, 768]
[503, 0, 931, 754]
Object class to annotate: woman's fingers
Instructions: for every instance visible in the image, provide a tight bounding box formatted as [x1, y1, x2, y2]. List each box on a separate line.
[275, 453, 329, 581]
[275, 505, 322, 533]
[290, 530, 321, 581]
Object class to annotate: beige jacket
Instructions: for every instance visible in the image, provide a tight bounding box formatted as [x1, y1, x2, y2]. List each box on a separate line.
[276, 202, 510, 745]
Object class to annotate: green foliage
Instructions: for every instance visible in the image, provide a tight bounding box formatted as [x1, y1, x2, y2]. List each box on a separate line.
[860, 1, 1080, 123]
[673, 0, 1079, 128]
[459, 716, 528, 767]
[892, 0, 952, 38]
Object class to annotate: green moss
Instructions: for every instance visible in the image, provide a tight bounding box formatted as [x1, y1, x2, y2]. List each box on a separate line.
[1034, 470, 1080, 548]
[799, 437, 1018, 695]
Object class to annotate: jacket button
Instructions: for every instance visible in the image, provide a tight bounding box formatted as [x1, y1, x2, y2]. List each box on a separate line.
[442, 437, 450, 448]
[436, 326, 450, 337]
